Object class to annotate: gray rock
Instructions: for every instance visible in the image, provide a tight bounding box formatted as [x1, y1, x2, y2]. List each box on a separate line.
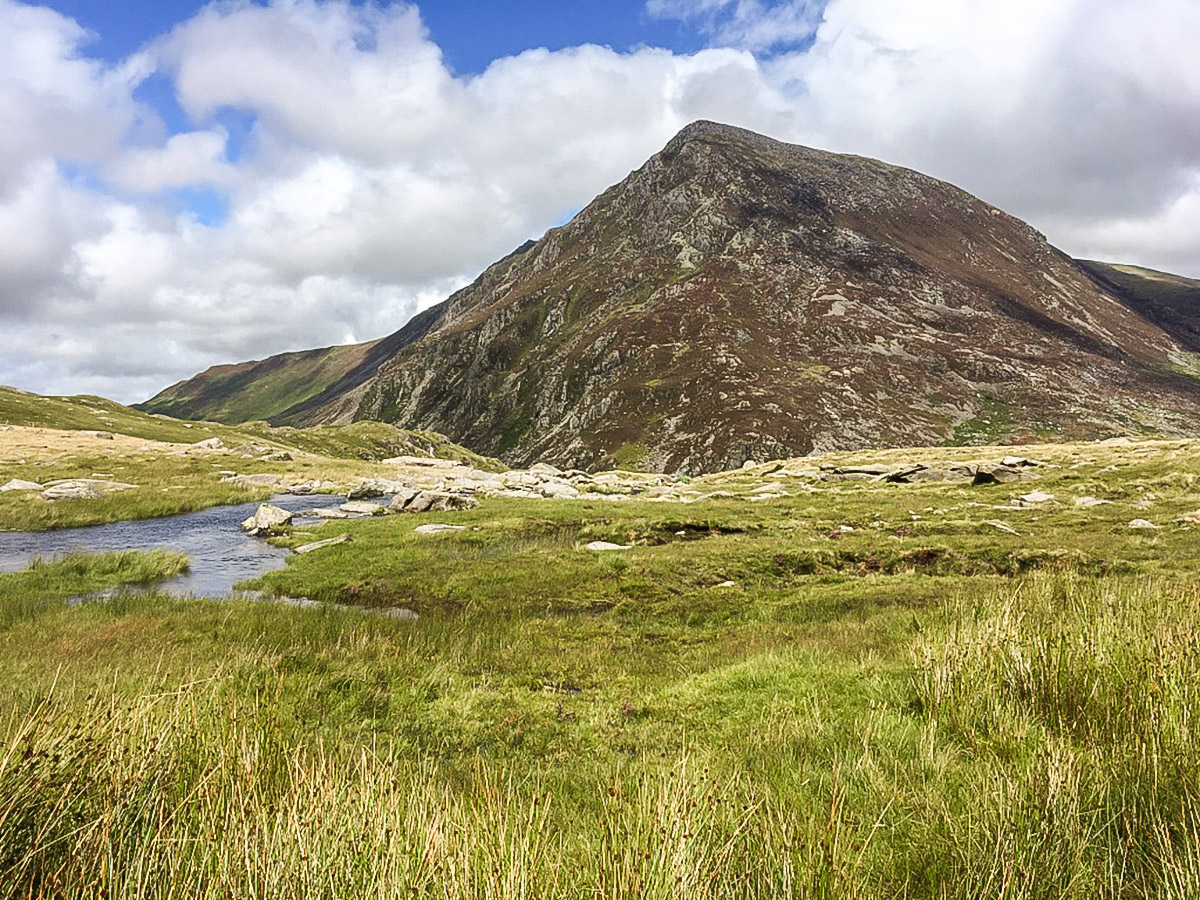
[89, 431, 115, 440]
[414, 524, 466, 535]
[890, 463, 976, 483]
[303, 508, 351, 519]
[1018, 491, 1055, 505]
[192, 437, 225, 450]
[1074, 496, 1114, 508]
[294, 534, 353, 554]
[40, 479, 136, 501]
[347, 483, 385, 500]
[1001, 455, 1040, 468]
[382, 455, 464, 468]
[973, 464, 1036, 485]
[1129, 519, 1161, 530]
[265, 451, 292, 462]
[241, 503, 293, 536]
[387, 488, 421, 511]
[0, 479, 43, 492]
[529, 462, 565, 476]
[391, 490, 479, 513]
[586, 541, 631, 551]
[221, 473, 281, 487]
[339, 501, 387, 516]
[381, 607, 419, 621]
[825, 463, 896, 476]
[985, 520, 1020, 535]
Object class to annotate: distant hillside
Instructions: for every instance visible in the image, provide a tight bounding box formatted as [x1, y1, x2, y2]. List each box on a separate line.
[1077, 260, 1200, 353]
[0, 385, 498, 467]
[141, 122, 1200, 473]
[139, 304, 446, 425]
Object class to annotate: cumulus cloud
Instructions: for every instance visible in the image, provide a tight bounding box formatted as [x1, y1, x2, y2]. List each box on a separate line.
[0, 0, 1198, 404]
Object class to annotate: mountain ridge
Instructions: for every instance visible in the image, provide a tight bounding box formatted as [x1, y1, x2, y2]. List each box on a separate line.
[141, 121, 1200, 472]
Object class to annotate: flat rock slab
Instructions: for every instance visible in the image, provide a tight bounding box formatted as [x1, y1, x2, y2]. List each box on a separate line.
[340, 501, 387, 516]
[585, 541, 632, 551]
[382, 456, 464, 468]
[303, 508, 351, 519]
[221, 473, 281, 487]
[41, 479, 136, 501]
[1018, 491, 1055, 505]
[294, 534, 353, 554]
[1075, 496, 1114, 508]
[1129, 519, 1161, 530]
[414, 524, 466, 535]
[1, 479, 43, 492]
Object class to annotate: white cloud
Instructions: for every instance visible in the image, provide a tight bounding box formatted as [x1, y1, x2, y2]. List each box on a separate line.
[107, 129, 234, 193]
[648, 0, 825, 51]
[1, 0, 1199, 405]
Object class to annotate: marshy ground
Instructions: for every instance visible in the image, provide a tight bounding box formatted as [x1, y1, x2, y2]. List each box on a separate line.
[2, 400, 1200, 897]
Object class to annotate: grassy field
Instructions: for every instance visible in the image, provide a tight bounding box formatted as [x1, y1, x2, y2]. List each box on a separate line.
[0, 387, 499, 530]
[3, 434, 1200, 896]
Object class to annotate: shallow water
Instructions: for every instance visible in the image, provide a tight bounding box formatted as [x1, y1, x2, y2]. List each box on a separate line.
[0, 494, 351, 596]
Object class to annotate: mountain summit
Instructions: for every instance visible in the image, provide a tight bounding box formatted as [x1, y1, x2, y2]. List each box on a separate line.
[143, 121, 1200, 472]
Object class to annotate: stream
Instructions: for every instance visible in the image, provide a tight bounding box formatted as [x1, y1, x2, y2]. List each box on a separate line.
[0, 494, 351, 596]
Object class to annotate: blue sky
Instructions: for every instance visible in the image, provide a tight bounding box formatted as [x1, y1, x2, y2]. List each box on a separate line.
[1, 0, 1198, 402]
[46, 0, 709, 70]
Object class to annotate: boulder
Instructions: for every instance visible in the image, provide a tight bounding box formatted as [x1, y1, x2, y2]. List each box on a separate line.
[347, 483, 385, 500]
[192, 437, 225, 450]
[294, 534, 353, 554]
[265, 451, 292, 462]
[387, 488, 421, 511]
[529, 462, 565, 477]
[539, 480, 580, 499]
[0, 479, 43, 492]
[391, 490, 479, 513]
[414, 524, 467, 535]
[241, 504, 293, 536]
[1129, 519, 1160, 530]
[586, 541, 632, 551]
[973, 464, 1036, 485]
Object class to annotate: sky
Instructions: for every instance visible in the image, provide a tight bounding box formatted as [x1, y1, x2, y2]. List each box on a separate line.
[2, 0, 1199, 403]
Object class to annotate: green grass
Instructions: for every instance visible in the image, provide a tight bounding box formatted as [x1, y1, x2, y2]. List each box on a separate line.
[0, 386, 499, 531]
[3, 438, 1200, 895]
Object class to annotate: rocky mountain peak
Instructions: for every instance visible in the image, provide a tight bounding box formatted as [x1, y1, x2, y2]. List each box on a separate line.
[142, 122, 1200, 473]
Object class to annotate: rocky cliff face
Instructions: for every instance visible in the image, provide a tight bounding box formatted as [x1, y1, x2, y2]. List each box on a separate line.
[145, 122, 1200, 472]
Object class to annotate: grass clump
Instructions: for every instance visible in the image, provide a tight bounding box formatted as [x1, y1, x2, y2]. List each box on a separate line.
[0, 551, 188, 629]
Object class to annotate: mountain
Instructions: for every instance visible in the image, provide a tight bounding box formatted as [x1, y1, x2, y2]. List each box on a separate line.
[141, 121, 1200, 473]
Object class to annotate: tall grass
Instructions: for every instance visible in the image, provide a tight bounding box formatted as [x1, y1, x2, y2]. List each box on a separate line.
[0, 685, 876, 899]
[915, 574, 1200, 898]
